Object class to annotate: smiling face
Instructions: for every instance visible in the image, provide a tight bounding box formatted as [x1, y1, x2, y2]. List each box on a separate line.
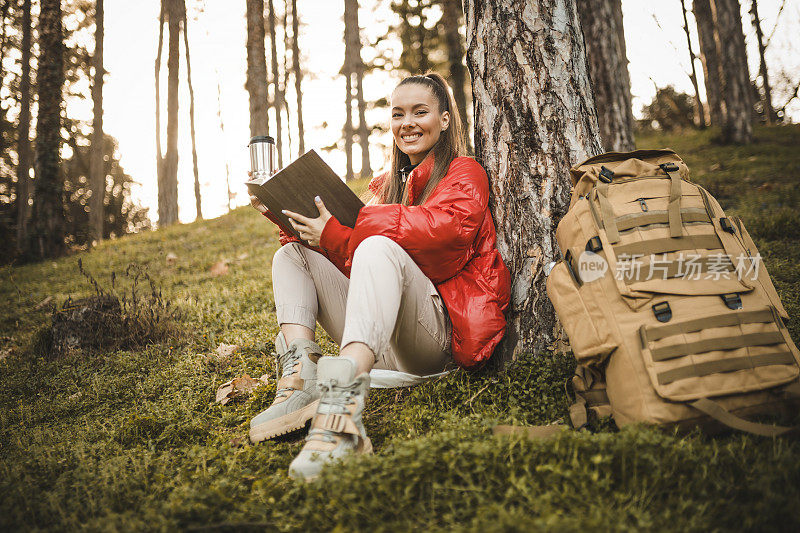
[391, 83, 450, 165]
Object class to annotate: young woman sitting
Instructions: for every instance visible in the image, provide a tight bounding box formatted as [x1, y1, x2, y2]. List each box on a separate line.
[248, 72, 511, 480]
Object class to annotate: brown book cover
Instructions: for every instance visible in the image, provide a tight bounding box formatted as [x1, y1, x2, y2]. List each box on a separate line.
[246, 149, 365, 240]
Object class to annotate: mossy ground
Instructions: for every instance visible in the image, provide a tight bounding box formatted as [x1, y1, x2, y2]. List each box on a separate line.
[1, 126, 799, 531]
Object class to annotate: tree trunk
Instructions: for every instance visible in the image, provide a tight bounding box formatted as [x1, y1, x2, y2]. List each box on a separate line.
[441, 0, 471, 153]
[344, 0, 371, 179]
[216, 78, 233, 211]
[283, 0, 292, 156]
[576, 0, 635, 152]
[90, 0, 105, 242]
[182, 5, 201, 220]
[694, 0, 723, 127]
[464, 0, 603, 358]
[158, 0, 181, 226]
[680, 0, 707, 127]
[15, 0, 32, 248]
[342, 0, 354, 182]
[749, 0, 776, 124]
[155, 0, 165, 194]
[712, 0, 752, 144]
[291, 0, 304, 154]
[267, 0, 283, 167]
[29, 0, 66, 259]
[246, 0, 270, 137]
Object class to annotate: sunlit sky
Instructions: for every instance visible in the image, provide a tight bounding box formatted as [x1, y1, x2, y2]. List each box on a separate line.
[73, 0, 799, 224]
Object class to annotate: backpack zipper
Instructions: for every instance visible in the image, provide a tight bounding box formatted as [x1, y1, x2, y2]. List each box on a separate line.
[636, 198, 649, 211]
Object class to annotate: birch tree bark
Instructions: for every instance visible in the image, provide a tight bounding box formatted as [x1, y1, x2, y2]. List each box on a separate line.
[576, 0, 634, 152]
[29, 0, 66, 258]
[441, 0, 471, 152]
[158, 0, 182, 226]
[344, 0, 371, 178]
[680, 0, 707, 127]
[712, 0, 752, 143]
[342, 0, 355, 182]
[15, 0, 32, 248]
[267, 0, 283, 167]
[749, 0, 776, 124]
[90, 0, 105, 241]
[183, 5, 201, 220]
[246, 0, 270, 137]
[291, 0, 304, 154]
[464, 0, 602, 357]
[694, 0, 723, 126]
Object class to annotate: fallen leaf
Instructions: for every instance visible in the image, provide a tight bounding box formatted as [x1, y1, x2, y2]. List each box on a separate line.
[0, 348, 11, 362]
[210, 260, 229, 276]
[216, 374, 263, 405]
[166, 252, 178, 265]
[258, 373, 271, 384]
[34, 296, 54, 310]
[215, 344, 239, 358]
[237, 252, 249, 261]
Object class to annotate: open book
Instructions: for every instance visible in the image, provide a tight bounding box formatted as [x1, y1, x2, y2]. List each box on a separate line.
[246, 149, 365, 240]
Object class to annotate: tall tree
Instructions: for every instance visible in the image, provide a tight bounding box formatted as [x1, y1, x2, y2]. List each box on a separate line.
[157, 0, 182, 226]
[29, 0, 66, 258]
[440, 0, 470, 152]
[577, 0, 635, 152]
[464, 0, 602, 357]
[342, 0, 355, 181]
[712, 0, 752, 143]
[680, 0, 707, 127]
[749, 0, 776, 124]
[246, 0, 270, 137]
[267, 0, 283, 167]
[15, 0, 32, 247]
[291, 0, 304, 154]
[182, 5, 201, 220]
[694, 0, 723, 126]
[344, 0, 371, 179]
[89, 0, 104, 242]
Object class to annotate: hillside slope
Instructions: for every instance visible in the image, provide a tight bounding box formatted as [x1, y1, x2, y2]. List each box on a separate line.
[1, 126, 799, 531]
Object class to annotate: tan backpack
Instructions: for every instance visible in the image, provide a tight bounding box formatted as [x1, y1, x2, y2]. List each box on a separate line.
[546, 149, 800, 435]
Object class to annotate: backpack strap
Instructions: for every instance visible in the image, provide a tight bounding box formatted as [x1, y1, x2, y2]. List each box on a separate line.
[595, 182, 620, 244]
[689, 397, 798, 437]
[660, 163, 684, 238]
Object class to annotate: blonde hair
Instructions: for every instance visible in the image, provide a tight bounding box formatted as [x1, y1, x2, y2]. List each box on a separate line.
[379, 72, 467, 205]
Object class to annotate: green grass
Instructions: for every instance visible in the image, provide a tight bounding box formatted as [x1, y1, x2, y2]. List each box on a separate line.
[1, 126, 799, 531]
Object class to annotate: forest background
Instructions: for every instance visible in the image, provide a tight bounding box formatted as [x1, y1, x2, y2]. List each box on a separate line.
[1, 0, 799, 252]
[2, 0, 800, 529]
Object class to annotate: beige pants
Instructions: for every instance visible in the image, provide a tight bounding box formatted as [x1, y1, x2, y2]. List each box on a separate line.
[272, 235, 452, 375]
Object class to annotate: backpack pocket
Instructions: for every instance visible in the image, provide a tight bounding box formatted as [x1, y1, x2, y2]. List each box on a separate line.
[546, 261, 619, 364]
[638, 305, 800, 402]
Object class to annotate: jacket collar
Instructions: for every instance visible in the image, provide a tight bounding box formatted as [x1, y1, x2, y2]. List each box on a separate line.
[406, 152, 435, 205]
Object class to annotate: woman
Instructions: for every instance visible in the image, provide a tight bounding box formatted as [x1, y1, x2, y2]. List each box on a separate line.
[249, 72, 511, 480]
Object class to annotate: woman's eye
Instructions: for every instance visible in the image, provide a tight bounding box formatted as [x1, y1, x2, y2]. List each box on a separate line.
[415, 110, 427, 115]
[392, 113, 402, 118]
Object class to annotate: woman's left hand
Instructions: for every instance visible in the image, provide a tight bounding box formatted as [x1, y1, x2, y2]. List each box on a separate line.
[282, 196, 333, 247]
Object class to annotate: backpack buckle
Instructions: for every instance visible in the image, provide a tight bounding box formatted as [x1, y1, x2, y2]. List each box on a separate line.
[719, 217, 735, 233]
[599, 166, 615, 183]
[585, 236, 603, 253]
[721, 293, 742, 310]
[659, 162, 679, 173]
[652, 302, 672, 323]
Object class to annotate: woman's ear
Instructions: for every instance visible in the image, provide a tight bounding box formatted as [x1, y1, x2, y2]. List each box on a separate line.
[440, 110, 451, 132]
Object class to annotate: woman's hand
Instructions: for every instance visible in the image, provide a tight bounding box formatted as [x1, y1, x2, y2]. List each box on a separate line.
[246, 171, 269, 214]
[282, 196, 333, 247]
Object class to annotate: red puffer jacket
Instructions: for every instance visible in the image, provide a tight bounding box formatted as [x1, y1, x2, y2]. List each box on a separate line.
[268, 155, 511, 369]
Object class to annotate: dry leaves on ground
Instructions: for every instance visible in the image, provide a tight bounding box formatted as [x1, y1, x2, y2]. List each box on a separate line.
[34, 296, 54, 310]
[215, 374, 268, 405]
[210, 260, 229, 276]
[166, 252, 178, 265]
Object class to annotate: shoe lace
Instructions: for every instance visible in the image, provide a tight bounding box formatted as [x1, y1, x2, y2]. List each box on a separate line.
[274, 345, 302, 399]
[306, 380, 358, 444]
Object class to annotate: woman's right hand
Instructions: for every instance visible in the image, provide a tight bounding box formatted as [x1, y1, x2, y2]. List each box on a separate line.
[247, 171, 268, 214]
